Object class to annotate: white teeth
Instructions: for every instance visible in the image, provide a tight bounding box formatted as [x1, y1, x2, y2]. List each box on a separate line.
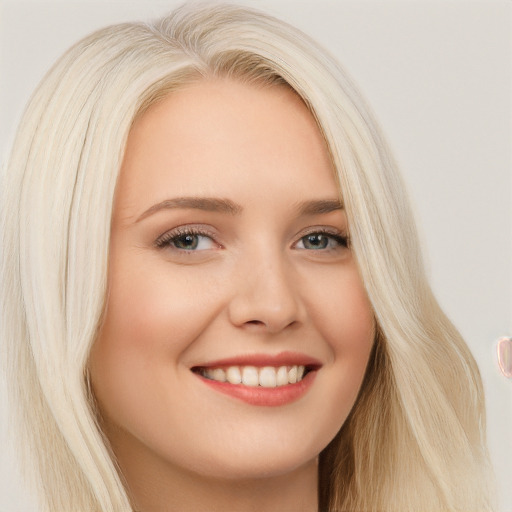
[212, 368, 226, 382]
[204, 367, 227, 382]
[276, 366, 288, 386]
[226, 366, 242, 384]
[259, 366, 277, 388]
[242, 366, 259, 387]
[201, 364, 309, 386]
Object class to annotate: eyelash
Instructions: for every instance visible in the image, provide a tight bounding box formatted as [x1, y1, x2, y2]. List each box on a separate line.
[154, 226, 219, 250]
[296, 229, 350, 250]
[154, 226, 350, 252]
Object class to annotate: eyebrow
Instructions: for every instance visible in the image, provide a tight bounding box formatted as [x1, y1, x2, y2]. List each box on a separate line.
[135, 196, 343, 222]
[295, 198, 344, 215]
[136, 197, 242, 222]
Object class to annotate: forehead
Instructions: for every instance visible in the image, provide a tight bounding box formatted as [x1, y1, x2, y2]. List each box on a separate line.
[115, 78, 337, 218]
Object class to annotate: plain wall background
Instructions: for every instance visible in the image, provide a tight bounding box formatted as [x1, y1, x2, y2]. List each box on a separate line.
[1, 1, 510, 510]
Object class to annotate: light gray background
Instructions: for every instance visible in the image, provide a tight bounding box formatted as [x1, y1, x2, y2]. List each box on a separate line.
[1, 1, 510, 510]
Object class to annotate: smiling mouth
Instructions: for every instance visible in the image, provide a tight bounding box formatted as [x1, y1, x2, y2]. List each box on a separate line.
[191, 354, 321, 406]
[192, 365, 314, 388]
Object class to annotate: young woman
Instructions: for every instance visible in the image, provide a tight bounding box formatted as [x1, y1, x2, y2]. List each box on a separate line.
[1, 3, 495, 511]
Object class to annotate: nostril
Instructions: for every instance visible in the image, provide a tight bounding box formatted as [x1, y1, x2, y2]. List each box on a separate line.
[246, 320, 265, 326]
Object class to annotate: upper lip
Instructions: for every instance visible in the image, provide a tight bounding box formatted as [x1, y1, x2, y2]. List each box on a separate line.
[191, 351, 323, 370]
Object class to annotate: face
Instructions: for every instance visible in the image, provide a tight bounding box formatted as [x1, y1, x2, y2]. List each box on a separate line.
[89, 78, 375, 482]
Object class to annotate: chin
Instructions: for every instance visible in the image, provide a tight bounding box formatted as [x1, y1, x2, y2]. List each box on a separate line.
[176, 431, 325, 481]
[195, 452, 318, 481]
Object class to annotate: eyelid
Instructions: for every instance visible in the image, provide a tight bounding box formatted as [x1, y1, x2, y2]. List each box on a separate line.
[154, 224, 221, 250]
[153, 224, 349, 251]
[292, 226, 350, 248]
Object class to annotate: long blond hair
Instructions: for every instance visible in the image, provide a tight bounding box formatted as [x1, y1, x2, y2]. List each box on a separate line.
[1, 3, 494, 511]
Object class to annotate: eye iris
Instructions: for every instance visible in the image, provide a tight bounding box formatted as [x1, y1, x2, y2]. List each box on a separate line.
[304, 234, 329, 249]
[174, 234, 198, 250]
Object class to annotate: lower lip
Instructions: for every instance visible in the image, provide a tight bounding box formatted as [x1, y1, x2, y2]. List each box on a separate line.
[195, 371, 317, 406]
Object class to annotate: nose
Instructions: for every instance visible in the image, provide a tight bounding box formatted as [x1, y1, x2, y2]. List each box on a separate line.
[227, 251, 303, 334]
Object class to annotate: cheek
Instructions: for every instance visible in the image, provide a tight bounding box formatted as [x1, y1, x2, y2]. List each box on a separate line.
[98, 256, 220, 358]
[306, 266, 375, 352]
[88, 257, 219, 426]
[331, 272, 375, 384]
[303, 267, 375, 427]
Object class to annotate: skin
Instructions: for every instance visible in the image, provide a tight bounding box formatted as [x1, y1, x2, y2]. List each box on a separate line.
[89, 78, 375, 512]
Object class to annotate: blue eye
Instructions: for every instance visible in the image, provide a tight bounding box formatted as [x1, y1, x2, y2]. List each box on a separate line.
[155, 229, 216, 251]
[296, 232, 348, 250]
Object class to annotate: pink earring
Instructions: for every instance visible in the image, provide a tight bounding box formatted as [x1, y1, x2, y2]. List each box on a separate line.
[497, 337, 512, 378]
